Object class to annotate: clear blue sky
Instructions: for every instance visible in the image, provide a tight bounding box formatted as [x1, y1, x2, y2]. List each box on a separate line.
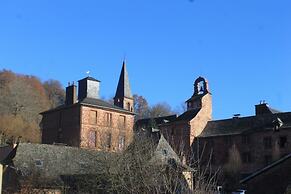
[0, 0, 290, 119]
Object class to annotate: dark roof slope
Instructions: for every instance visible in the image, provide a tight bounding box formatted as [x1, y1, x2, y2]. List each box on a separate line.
[174, 108, 201, 122]
[199, 112, 291, 137]
[135, 115, 178, 128]
[78, 76, 100, 82]
[80, 97, 134, 114]
[41, 97, 135, 115]
[11, 143, 111, 181]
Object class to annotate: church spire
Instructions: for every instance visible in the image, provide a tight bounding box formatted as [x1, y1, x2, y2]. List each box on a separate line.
[114, 61, 134, 112]
[115, 60, 132, 99]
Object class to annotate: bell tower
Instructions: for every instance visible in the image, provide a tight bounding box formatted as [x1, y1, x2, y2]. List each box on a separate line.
[186, 77, 211, 111]
[114, 61, 134, 112]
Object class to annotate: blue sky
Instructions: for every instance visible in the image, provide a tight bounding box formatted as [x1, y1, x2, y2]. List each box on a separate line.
[0, 0, 290, 119]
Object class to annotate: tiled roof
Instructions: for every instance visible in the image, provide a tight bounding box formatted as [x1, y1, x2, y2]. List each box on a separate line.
[199, 112, 291, 137]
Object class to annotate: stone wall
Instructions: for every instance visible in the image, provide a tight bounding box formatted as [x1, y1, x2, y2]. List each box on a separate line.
[195, 127, 291, 174]
[80, 106, 134, 152]
[189, 93, 212, 145]
[41, 105, 81, 147]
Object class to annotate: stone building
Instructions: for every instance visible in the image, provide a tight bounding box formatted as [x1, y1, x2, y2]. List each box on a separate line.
[41, 62, 135, 152]
[159, 76, 291, 177]
[195, 102, 291, 175]
[160, 77, 213, 163]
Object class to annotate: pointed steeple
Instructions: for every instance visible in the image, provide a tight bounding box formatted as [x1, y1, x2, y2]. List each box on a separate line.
[114, 61, 134, 112]
[115, 60, 132, 99]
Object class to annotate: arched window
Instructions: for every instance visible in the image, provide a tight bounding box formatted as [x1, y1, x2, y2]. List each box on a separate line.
[127, 102, 131, 111]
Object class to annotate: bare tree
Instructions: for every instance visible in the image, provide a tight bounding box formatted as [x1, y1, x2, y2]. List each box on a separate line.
[43, 79, 65, 108]
[133, 94, 150, 120]
[222, 144, 242, 192]
[149, 102, 173, 118]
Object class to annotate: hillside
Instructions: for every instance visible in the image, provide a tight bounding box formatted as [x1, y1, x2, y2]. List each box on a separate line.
[0, 69, 65, 143]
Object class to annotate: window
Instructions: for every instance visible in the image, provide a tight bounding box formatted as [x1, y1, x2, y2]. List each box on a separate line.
[264, 155, 272, 165]
[105, 113, 112, 127]
[242, 135, 250, 144]
[242, 152, 251, 163]
[279, 136, 287, 148]
[88, 130, 97, 148]
[163, 149, 168, 156]
[264, 137, 272, 149]
[119, 115, 126, 128]
[118, 135, 125, 151]
[35, 159, 44, 167]
[104, 133, 112, 149]
[89, 111, 97, 124]
[127, 102, 131, 111]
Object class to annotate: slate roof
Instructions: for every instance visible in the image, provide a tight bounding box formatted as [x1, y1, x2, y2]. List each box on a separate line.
[174, 108, 201, 122]
[41, 97, 135, 115]
[78, 76, 101, 82]
[114, 61, 132, 99]
[151, 134, 192, 171]
[80, 97, 134, 114]
[186, 94, 205, 103]
[135, 115, 178, 128]
[199, 112, 291, 137]
[3, 140, 188, 186]
[10, 143, 111, 181]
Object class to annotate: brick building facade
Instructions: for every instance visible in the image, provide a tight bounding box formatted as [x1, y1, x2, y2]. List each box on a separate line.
[159, 76, 291, 176]
[195, 103, 291, 175]
[41, 62, 135, 152]
[160, 77, 212, 163]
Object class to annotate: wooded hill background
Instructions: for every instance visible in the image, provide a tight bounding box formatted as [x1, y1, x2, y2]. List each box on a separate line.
[0, 69, 65, 143]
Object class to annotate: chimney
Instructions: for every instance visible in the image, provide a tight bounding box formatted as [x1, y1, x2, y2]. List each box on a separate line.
[78, 77, 100, 101]
[65, 83, 77, 105]
[255, 101, 272, 115]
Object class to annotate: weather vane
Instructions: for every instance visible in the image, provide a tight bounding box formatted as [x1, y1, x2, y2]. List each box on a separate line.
[86, 70, 90, 77]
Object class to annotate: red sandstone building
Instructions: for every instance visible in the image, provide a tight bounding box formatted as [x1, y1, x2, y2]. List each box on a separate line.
[41, 62, 135, 152]
[159, 77, 291, 176]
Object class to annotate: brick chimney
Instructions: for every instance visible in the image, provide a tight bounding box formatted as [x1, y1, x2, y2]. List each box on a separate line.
[65, 83, 77, 105]
[78, 77, 100, 101]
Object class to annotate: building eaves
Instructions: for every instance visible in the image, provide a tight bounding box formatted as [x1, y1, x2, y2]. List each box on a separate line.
[78, 76, 101, 82]
[40, 97, 135, 115]
[80, 97, 135, 115]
